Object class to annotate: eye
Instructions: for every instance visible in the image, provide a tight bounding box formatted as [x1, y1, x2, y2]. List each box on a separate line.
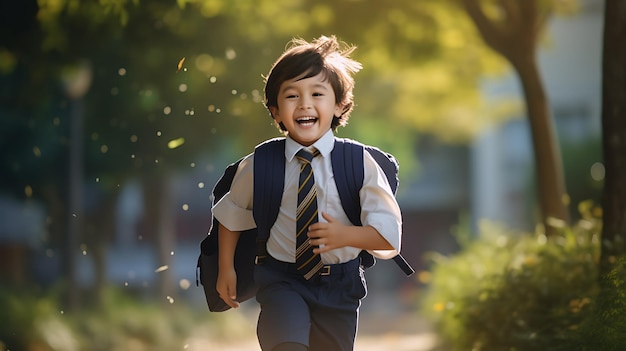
[313, 92, 324, 97]
[286, 94, 298, 99]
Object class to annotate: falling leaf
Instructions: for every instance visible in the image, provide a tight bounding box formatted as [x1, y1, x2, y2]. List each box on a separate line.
[155, 265, 169, 273]
[24, 185, 33, 197]
[177, 57, 185, 72]
[168, 137, 185, 149]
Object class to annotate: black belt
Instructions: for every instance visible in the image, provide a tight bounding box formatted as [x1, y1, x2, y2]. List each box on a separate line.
[262, 256, 360, 276]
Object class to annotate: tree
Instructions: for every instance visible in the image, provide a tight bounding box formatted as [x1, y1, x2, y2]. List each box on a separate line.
[599, 0, 626, 276]
[576, 4, 626, 346]
[1, 0, 260, 305]
[460, 0, 571, 236]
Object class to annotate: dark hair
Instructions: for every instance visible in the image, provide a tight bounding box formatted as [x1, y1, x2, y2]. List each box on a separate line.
[264, 35, 362, 133]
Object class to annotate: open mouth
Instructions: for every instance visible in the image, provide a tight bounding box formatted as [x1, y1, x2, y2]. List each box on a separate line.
[296, 117, 318, 126]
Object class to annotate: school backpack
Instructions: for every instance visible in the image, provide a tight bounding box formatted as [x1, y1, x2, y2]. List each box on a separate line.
[196, 137, 414, 312]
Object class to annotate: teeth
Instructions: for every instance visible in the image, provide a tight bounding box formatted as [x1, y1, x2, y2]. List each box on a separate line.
[297, 117, 317, 123]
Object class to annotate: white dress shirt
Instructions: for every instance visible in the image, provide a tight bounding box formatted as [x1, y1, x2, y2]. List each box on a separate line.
[212, 130, 402, 264]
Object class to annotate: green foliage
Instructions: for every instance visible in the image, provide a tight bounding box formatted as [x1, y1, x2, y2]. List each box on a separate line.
[0, 286, 245, 351]
[3, 0, 512, 188]
[560, 136, 603, 217]
[71, 290, 186, 351]
[0, 287, 63, 350]
[2, 0, 573, 198]
[422, 218, 602, 351]
[575, 257, 626, 351]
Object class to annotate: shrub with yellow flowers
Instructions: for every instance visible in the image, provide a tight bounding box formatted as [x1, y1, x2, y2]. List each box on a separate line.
[422, 204, 604, 351]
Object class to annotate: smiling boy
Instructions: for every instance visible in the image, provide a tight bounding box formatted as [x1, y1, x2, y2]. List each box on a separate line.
[213, 35, 402, 351]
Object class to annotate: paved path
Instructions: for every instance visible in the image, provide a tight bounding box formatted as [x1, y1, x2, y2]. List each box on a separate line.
[185, 333, 438, 351]
[185, 330, 437, 351]
[185, 293, 440, 351]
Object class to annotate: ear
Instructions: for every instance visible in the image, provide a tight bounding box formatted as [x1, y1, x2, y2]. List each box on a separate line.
[269, 106, 279, 120]
[334, 103, 345, 117]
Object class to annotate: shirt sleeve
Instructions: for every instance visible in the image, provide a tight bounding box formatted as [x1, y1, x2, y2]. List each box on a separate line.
[211, 154, 256, 231]
[360, 150, 403, 259]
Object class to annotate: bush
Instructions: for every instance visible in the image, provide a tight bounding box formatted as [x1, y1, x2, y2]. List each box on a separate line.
[422, 215, 602, 351]
[0, 286, 247, 351]
[0, 286, 68, 351]
[575, 257, 626, 351]
[71, 289, 188, 351]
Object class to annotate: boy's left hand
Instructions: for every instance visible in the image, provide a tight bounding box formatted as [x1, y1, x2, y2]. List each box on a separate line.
[307, 212, 348, 254]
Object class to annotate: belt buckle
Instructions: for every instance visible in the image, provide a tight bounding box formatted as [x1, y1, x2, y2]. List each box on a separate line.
[255, 255, 267, 265]
[320, 266, 331, 276]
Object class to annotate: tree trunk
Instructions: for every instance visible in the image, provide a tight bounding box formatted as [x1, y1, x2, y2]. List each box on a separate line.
[65, 97, 85, 311]
[461, 0, 570, 235]
[513, 56, 570, 234]
[599, 0, 626, 276]
[143, 175, 177, 302]
[85, 192, 118, 305]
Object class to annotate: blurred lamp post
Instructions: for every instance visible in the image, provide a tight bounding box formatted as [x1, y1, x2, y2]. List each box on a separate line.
[61, 60, 92, 311]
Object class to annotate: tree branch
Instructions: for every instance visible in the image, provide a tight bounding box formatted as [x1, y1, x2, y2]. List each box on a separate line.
[461, 0, 506, 54]
[501, 0, 519, 28]
[519, 0, 539, 41]
[462, 0, 546, 67]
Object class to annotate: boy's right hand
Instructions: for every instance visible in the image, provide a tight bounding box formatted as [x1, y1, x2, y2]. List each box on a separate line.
[216, 268, 240, 309]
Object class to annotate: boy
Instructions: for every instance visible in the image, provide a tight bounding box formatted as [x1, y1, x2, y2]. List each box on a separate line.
[213, 35, 402, 351]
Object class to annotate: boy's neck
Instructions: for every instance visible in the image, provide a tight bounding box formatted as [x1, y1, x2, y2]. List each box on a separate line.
[287, 129, 334, 148]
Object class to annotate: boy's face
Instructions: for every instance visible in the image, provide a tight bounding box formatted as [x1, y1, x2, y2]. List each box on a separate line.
[270, 73, 342, 146]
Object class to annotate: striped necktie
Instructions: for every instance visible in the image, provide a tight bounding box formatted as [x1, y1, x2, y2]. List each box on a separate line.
[295, 148, 323, 280]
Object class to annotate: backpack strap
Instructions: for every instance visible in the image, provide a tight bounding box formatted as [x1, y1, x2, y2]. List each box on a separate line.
[332, 137, 401, 225]
[199, 158, 244, 258]
[331, 139, 364, 225]
[252, 138, 286, 262]
[331, 138, 415, 276]
[364, 146, 399, 196]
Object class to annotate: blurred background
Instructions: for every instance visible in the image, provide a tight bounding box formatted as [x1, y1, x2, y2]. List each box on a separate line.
[0, 0, 606, 350]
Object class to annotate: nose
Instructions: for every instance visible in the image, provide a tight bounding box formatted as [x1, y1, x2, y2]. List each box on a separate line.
[298, 96, 312, 109]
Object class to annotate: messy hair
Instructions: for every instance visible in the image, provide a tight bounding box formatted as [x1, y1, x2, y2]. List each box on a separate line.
[263, 35, 362, 133]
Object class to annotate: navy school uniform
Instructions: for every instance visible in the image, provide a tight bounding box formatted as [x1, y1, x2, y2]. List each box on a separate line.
[212, 130, 402, 350]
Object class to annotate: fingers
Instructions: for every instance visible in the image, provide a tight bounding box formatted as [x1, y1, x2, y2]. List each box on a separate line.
[321, 211, 335, 222]
[224, 282, 240, 309]
[312, 245, 327, 254]
[309, 212, 336, 232]
[309, 212, 343, 253]
[310, 232, 331, 254]
[220, 288, 240, 309]
[217, 274, 240, 309]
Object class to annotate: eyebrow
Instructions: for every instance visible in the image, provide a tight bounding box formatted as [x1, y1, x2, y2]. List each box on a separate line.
[280, 82, 330, 94]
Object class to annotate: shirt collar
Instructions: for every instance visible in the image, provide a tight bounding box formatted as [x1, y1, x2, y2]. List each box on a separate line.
[285, 129, 334, 161]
